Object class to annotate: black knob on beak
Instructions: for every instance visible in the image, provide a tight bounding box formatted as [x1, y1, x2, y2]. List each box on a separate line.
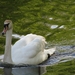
[2, 32, 5, 36]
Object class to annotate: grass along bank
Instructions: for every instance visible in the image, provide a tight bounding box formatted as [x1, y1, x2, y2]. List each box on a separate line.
[0, 0, 75, 44]
[0, 0, 75, 52]
[44, 59, 75, 75]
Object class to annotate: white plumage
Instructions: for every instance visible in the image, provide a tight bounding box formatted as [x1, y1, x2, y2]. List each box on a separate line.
[2, 20, 56, 65]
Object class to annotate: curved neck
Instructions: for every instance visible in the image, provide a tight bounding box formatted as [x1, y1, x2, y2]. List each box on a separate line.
[3, 29, 13, 64]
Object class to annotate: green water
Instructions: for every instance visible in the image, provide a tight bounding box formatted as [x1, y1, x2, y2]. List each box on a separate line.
[0, 0, 75, 75]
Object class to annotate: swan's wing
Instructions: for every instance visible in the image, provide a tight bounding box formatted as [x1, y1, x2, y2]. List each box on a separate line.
[12, 38, 45, 59]
[22, 38, 45, 58]
[12, 34, 46, 50]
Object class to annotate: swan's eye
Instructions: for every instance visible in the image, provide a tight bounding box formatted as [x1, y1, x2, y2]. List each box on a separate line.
[4, 23, 9, 29]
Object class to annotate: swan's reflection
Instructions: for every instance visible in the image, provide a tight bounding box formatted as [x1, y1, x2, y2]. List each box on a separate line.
[3, 66, 46, 75]
[3, 68, 12, 75]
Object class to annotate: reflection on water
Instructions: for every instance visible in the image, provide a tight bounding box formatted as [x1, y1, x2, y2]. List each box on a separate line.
[12, 67, 46, 75]
[3, 68, 12, 75]
[1, 66, 46, 75]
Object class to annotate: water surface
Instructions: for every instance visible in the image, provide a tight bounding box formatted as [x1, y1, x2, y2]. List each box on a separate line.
[0, 45, 75, 75]
[0, 66, 46, 75]
[0, 34, 75, 75]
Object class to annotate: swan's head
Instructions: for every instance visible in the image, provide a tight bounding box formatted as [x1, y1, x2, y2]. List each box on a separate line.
[2, 20, 12, 35]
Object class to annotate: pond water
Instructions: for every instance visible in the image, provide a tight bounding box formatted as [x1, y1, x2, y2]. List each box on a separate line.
[0, 67, 46, 75]
[0, 34, 75, 75]
[0, 45, 75, 75]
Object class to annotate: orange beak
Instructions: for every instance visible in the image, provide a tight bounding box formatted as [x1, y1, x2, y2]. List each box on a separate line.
[2, 26, 8, 35]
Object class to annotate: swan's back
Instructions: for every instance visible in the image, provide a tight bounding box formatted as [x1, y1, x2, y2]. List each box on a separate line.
[12, 34, 46, 50]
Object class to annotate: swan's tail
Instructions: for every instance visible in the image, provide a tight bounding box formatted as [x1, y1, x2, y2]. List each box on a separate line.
[44, 47, 56, 56]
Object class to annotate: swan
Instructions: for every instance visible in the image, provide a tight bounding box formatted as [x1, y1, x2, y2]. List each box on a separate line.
[2, 20, 56, 65]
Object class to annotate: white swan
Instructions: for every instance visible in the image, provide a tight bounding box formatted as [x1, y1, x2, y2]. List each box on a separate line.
[2, 20, 56, 65]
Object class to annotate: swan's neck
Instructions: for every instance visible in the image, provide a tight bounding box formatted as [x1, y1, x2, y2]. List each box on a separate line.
[3, 29, 13, 64]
